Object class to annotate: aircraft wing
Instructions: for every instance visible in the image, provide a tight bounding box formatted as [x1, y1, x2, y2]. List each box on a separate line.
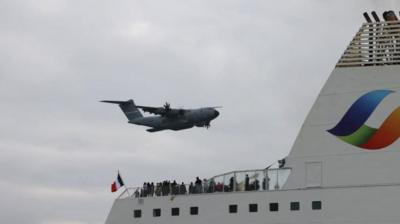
[137, 105, 186, 117]
[136, 106, 166, 115]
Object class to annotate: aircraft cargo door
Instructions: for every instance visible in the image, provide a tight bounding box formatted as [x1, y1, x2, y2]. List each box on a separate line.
[306, 161, 322, 187]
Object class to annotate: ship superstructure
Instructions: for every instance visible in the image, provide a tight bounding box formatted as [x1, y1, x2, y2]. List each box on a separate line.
[105, 11, 400, 224]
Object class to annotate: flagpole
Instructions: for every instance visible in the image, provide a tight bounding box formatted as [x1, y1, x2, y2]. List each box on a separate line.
[118, 170, 131, 197]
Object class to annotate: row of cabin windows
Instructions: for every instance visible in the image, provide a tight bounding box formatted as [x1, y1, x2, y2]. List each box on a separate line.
[235, 201, 320, 213]
[133, 201, 321, 218]
[134, 206, 199, 218]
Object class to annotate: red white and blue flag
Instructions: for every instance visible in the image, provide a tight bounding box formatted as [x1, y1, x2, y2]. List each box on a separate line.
[111, 173, 125, 192]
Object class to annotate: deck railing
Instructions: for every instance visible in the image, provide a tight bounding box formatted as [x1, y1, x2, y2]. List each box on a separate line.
[117, 167, 291, 199]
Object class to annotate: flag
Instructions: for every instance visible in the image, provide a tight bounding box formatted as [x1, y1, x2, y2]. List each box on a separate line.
[111, 173, 125, 192]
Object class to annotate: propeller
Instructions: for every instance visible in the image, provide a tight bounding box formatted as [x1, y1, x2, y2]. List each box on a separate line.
[205, 121, 210, 129]
[163, 102, 171, 111]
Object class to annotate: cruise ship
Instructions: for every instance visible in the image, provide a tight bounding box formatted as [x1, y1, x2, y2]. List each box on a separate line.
[105, 11, 400, 224]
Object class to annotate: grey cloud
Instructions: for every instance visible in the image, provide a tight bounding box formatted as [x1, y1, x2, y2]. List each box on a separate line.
[1, 0, 400, 223]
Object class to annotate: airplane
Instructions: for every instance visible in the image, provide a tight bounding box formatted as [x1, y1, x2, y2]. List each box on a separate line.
[101, 100, 220, 132]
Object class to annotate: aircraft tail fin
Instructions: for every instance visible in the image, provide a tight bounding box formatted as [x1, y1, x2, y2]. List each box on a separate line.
[101, 99, 143, 121]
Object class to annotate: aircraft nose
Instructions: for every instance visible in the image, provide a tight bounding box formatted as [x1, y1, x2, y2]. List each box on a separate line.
[214, 110, 219, 118]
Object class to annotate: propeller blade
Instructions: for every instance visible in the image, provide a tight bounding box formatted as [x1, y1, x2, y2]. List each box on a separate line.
[164, 102, 171, 111]
[205, 121, 210, 129]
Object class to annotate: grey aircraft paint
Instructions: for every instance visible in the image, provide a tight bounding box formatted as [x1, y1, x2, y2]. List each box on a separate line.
[101, 100, 220, 132]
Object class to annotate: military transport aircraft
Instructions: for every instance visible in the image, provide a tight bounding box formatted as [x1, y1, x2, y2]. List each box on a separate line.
[101, 100, 220, 132]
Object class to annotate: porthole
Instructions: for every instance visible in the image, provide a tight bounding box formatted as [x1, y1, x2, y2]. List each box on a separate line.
[249, 203, 258, 212]
[153, 208, 161, 217]
[133, 209, 141, 218]
[269, 202, 279, 212]
[312, 201, 321, 210]
[290, 202, 300, 211]
[229, 204, 237, 213]
[171, 207, 179, 216]
[190, 206, 199, 215]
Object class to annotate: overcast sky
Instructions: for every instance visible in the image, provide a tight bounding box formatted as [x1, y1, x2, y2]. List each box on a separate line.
[1, 0, 399, 223]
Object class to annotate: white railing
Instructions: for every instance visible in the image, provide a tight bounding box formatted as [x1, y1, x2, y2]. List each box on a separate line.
[337, 21, 400, 67]
[117, 168, 291, 199]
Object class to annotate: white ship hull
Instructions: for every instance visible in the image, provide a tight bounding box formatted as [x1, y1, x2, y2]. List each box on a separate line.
[107, 184, 400, 224]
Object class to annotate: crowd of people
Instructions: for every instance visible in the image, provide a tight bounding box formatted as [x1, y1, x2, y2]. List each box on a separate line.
[133, 175, 272, 198]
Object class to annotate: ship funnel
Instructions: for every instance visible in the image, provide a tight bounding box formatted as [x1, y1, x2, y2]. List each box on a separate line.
[363, 12, 372, 23]
[284, 11, 400, 190]
[371, 11, 380, 22]
[383, 10, 398, 21]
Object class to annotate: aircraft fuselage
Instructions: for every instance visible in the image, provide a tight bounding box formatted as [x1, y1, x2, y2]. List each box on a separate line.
[101, 99, 220, 132]
[130, 108, 219, 131]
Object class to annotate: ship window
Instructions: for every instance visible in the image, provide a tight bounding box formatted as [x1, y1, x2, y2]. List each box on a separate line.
[290, 202, 300, 211]
[190, 206, 199, 215]
[171, 207, 179, 216]
[269, 202, 279, 212]
[249, 203, 258, 212]
[153, 208, 161, 217]
[312, 201, 322, 210]
[133, 209, 141, 218]
[229, 204, 237, 213]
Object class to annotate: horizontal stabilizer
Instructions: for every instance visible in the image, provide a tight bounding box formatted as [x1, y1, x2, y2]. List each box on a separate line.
[101, 99, 143, 121]
[101, 100, 131, 104]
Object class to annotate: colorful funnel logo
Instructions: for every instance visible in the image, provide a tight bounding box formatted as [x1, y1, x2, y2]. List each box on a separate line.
[327, 89, 400, 150]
